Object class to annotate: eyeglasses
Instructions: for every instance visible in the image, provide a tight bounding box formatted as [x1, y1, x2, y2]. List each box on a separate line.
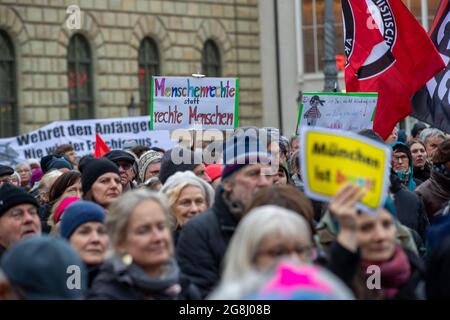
[392, 155, 408, 163]
[256, 245, 312, 260]
[116, 162, 133, 170]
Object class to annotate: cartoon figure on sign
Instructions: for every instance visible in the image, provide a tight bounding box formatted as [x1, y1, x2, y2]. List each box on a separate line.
[304, 95, 324, 126]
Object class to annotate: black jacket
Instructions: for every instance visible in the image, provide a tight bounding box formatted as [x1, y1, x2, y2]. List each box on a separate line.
[176, 186, 239, 299]
[86, 259, 200, 300]
[413, 164, 431, 183]
[38, 203, 52, 234]
[0, 244, 5, 260]
[328, 242, 425, 300]
[390, 173, 429, 241]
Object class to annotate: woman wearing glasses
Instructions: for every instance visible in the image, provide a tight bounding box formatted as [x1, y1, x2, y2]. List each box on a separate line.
[216, 205, 314, 288]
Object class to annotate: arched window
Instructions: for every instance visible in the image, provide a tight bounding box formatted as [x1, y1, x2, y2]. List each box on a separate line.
[138, 37, 160, 115]
[202, 40, 221, 77]
[0, 30, 17, 137]
[67, 34, 94, 119]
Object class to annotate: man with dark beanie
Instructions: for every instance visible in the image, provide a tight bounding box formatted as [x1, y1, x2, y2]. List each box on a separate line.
[103, 150, 136, 192]
[81, 158, 122, 209]
[0, 184, 41, 259]
[176, 131, 274, 298]
[159, 146, 211, 184]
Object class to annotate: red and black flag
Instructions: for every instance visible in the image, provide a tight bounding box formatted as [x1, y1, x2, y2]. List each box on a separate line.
[412, 0, 450, 133]
[343, 0, 445, 139]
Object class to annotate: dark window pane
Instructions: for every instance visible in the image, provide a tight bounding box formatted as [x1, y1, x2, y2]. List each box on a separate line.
[202, 40, 221, 77]
[0, 30, 17, 138]
[67, 34, 94, 119]
[138, 37, 160, 116]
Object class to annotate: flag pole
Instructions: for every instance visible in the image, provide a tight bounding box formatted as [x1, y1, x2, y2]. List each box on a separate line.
[323, 0, 340, 92]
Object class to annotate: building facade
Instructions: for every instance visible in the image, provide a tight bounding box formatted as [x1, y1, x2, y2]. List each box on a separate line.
[259, 0, 442, 136]
[0, 0, 263, 138]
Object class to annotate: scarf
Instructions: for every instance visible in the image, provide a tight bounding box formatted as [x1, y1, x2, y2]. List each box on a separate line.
[361, 245, 411, 298]
[110, 256, 182, 300]
[395, 166, 416, 191]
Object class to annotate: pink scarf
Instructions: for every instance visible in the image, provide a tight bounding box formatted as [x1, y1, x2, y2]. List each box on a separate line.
[361, 245, 411, 298]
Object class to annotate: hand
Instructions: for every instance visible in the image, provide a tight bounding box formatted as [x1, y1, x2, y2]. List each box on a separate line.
[329, 184, 365, 231]
[329, 184, 365, 252]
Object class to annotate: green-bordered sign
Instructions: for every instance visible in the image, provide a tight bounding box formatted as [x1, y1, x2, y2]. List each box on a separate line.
[150, 76, 239, 130]
[296, 92, 378, 135]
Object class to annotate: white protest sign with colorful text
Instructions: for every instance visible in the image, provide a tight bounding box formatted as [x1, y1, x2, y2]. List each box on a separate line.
[300, 126, 391, 214]
[296, 92, 377, 134]
[150, 76, 239, 130]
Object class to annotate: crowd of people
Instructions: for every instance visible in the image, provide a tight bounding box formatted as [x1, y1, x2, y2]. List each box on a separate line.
[0, 123, 449, 300]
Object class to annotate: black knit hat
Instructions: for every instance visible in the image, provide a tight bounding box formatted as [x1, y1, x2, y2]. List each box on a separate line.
[158, 147, 198, 184]
[0, 184, 39, 216]
[81, 158, 120, 195]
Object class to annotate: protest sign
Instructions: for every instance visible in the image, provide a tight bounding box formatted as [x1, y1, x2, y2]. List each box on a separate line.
[296, 92, 377, 134]
[150, 76, 239, 130]
[0, 116, 174, 167]
[299, 126, 391, 214]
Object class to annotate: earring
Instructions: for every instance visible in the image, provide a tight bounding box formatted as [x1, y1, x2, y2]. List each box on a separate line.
[122, 254, 133, 266]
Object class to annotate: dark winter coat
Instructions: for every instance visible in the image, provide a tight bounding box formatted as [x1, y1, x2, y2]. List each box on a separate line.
[415, 165, 450, 220]
[413, 164, 431, 183]
[86, 257, 200, 300]
[38, 203, 52, 234]
[176, 186, 239, 299]
[390, 174, 429, 241]
[0, 244, 5, 261]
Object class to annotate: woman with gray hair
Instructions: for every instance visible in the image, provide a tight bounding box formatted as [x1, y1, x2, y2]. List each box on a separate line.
[87, 189, 200, 300]
[160, 171, 214, 244]
[218, 205, 313, 285]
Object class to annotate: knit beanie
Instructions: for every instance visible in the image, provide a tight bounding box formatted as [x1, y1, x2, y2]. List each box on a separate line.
[390, 141, 412, 167]
[60, 200, 105, 239]
[81, 158, 120, 195]
[158, 146, 199, 184]
[222, 134, 272, 180]
[47, 156, 73, 171]
[138, 150, 163, 183]
[0, 183, 39, 216]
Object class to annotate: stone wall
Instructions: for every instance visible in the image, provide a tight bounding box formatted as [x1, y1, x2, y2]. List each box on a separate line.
[0, 0, 262, 134]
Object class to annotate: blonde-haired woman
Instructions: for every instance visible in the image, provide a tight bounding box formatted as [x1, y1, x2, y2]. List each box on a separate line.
[160, 171, 214, 244]
[87, 189, 200, 300]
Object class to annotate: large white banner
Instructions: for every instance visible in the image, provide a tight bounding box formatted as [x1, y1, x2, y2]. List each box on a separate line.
[150, 76, 239, 130]
[0, 116, 175, 167]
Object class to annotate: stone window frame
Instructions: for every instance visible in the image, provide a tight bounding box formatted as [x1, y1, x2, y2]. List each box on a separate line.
[0, 29, 18, 138]
[138, 37, 160, 116]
